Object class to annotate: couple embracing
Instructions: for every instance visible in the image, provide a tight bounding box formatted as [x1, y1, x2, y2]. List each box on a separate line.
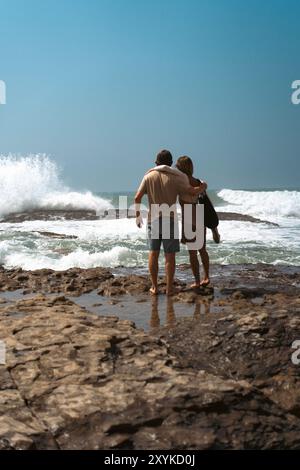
[135, 149, 220, 296]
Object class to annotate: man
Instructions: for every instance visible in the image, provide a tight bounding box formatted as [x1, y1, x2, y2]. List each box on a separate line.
[135, 149, 207, 295]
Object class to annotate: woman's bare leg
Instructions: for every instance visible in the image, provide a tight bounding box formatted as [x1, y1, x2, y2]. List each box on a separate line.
[199, 246, 210, 286]
[211, 227, 220, 244]
[188, 250, 200, 287]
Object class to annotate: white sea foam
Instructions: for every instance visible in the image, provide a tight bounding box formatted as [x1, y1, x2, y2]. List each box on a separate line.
[0, 154, 113, 218]
[1, 217, 143, 242]
[218, 189, 300, 220]
[0, 172, 299, 268]
[1, 213, 299, 269]
[1, 245, 136, 271]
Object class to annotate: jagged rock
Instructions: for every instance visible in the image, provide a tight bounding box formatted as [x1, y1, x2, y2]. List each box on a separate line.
[0, 291, 300, 449]
[0, 265, 299, 449]
[0, 267, 114, 296]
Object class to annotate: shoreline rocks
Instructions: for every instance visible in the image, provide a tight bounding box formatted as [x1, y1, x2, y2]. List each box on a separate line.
[0, 264, 299, 449]
[0, 266, 114, 296]
[0, 292, 300, 449]
[0, 263, 298, 298]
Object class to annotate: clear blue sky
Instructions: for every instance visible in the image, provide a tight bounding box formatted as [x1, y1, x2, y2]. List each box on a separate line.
[0, 0, 299, 191]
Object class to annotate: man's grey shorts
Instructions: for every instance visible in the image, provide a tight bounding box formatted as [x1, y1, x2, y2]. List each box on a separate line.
[147, 217, 180, 253]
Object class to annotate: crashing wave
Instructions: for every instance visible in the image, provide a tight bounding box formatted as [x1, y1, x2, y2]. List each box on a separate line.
[0, 154, 113, 218]
[218, 189, 300, 219]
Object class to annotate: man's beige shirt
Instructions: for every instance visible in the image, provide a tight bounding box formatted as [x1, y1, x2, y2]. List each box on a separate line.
[137, 165, 191, 218]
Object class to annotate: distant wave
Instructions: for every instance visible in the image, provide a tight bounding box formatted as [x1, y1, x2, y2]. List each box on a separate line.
[0, 154, 113, 218]
[218, 189, 300, 219]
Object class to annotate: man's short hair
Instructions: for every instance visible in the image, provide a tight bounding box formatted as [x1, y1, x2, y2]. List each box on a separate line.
[155, 149, 173, 166]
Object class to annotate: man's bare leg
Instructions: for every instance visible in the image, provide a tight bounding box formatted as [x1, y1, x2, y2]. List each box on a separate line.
[165, 252, 176, 296]
[188, 250, 201, 288]
[149, 250, 160, 294]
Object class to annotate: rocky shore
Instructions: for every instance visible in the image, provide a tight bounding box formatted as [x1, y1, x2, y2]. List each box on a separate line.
[0, 264, 300, 449]
[1, 208, 278, 225]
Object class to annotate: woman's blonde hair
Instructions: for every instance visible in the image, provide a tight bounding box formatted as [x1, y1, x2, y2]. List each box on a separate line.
[176, 156, 194, 177]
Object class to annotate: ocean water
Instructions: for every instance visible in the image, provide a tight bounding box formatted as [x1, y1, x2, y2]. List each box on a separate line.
[0, 154, 299, 270]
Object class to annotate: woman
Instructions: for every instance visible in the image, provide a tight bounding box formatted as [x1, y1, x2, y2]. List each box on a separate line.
[176, 156, 220, 288]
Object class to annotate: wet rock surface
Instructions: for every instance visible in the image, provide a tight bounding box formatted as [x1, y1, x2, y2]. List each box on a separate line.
[0, 263, 298, 298]
[1, 209, 101, 222]
[0, 266, 114, 296]
[34, 231, 78, 239]
[0, 264, 299, 449]
[159, 292, 300, 411]
[217, 211, 279, 226]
